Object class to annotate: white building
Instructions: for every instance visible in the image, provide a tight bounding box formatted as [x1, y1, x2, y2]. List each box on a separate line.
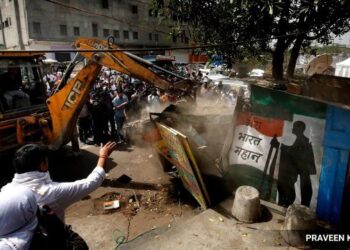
[0, 0, 184, 60]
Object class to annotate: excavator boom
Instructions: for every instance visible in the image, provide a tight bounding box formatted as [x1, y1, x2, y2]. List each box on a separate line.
[75, 38, 193, 91]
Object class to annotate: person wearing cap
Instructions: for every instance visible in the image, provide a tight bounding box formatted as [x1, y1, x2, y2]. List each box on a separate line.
[112, 88, 129, 143]
[1, 142, 116, 221]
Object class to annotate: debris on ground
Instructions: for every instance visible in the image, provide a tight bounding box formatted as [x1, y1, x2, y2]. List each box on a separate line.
[91, 182, 187, 222]
[93, 192, 122, 214]
[103, 200, 120, 210]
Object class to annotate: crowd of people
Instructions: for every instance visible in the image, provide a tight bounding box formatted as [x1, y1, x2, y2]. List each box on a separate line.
[42, 66, 239, 146]
[74, 68, 184, 145]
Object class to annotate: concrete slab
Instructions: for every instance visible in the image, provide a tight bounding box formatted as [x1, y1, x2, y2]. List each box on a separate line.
[119, 199, 295, 250]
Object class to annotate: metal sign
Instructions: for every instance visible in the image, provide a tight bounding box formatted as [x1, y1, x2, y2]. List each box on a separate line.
[155, 122, 209, 209]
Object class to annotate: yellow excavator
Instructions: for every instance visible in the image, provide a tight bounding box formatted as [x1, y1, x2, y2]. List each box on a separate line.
[0, 37, 194, 154]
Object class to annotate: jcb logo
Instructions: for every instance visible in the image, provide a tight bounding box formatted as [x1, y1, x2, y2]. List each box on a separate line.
[62, 80, 85, 110]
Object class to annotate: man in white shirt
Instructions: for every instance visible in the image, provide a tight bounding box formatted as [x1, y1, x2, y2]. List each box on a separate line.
[0, 185, 38, 250]
[2, 141, 116, 221]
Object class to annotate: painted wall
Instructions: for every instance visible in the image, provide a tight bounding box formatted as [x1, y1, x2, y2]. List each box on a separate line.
[223, 85, 349, 225]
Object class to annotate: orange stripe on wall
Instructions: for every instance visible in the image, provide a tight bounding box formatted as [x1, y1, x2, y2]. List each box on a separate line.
[237, 113, 284, 137]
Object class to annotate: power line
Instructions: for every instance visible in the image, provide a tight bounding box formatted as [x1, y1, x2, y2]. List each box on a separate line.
[0, 31, 309, 53]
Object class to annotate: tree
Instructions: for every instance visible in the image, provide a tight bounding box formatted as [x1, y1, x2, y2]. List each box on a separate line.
[151, 0, 350, 80]
[285, 0, 350, 78]
[151, 0, 270, 65]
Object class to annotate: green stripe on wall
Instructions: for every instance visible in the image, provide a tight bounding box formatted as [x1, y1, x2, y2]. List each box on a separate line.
[251, 85, 327, 120]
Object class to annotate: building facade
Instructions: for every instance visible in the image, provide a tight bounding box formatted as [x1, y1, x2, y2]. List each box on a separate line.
[0, 0, 182, 60]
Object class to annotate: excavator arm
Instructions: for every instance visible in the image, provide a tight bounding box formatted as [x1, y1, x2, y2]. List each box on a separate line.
[46, 62, 101, 149]
[46, 37, 193, 149]
[75, 38, 193, 91]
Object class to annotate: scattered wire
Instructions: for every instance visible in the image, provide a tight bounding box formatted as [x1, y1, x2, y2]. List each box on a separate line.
[111, 195, 183, 248]
[112, 230, 126, 250]
[112, 227, 158, 249]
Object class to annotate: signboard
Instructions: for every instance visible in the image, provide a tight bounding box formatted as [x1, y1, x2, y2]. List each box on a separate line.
[155, 122, 209, 209]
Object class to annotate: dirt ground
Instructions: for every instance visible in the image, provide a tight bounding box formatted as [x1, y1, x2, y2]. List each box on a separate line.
[56, 143, 199, 250]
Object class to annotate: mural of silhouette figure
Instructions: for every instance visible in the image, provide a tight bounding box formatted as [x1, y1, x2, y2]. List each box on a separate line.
[277, 121, 316, 207]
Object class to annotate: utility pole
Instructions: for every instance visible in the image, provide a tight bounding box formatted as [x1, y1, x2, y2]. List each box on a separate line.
[14, 0, 24, 49]
[0, 7, 7, 48]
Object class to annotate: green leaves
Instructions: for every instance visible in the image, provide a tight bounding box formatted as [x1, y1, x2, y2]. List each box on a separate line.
[150, 0, 350, 78]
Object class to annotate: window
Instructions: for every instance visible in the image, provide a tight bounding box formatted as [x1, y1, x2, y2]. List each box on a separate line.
[102, 0, 109, 9]
[59, 24, 67, 36]
[33, 22, 41, 36]
[131, 5, 138, 14]
[4, 19, 9, 28]
[0, 61, 47, 110]
[148, 33, 152, 41]
[154, 33, 159, 42]
[113, 30, 120, 39]
[92, 23, 98, 37]
[73, 26, 80, 36]
[133, 31, 138, 40]
[55, 52, 71, 62]
[123, 30, 129, 40]
[103, 28, 109, 37]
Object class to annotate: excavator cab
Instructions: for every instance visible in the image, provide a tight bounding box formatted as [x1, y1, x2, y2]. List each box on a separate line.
[0, 52, 47, 113]
[0, 52, 49, 154]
